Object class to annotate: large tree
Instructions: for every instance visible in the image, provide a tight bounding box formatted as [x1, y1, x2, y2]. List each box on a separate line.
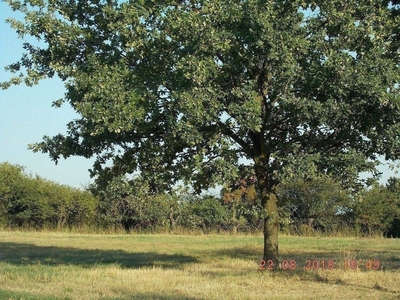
[3, 0, 400, 268]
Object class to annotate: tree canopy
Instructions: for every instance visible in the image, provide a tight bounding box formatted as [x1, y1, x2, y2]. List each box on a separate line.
[3, 0, 400, 267]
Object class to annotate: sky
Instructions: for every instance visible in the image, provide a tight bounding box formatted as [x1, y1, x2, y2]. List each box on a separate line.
[0, 2, 95, 189]
[0, 2, 398, 190]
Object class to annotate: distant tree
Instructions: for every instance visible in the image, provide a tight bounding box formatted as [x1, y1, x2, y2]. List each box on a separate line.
[3, 0, 400, 267]
[94, 176, 170, 231]
[181, 196, 231, 231]
[386, 177, 400, 195]
[355, 183, 400, 236]
[168, 191, 183, 230]
[384, 177, 400, 237]
[277, 176, 352, 234]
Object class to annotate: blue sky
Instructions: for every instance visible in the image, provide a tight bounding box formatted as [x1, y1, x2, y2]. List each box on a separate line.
[0, 1, 398, 190]
[0, 2, 94, 189]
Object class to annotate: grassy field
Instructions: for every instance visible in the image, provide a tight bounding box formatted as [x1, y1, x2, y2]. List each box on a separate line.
[0, 231, 399, 299]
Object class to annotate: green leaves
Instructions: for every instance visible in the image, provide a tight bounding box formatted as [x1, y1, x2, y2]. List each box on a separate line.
[355, 183, 400, 235]
[0, 162, 98, 228]
[3, 0, 400, 192]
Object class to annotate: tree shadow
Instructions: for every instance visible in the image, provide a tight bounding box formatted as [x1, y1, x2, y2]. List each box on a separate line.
[0, 289, 58, 300]
[0, 288, 199, 300]
[103, 293, 199, 300]
[0, 242, 197, 269]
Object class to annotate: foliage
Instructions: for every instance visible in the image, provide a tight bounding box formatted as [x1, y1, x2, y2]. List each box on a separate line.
[355, 183, 400, 235]
[2, 161, 400, 236]
[277, 176, 353, 233]
[221, 173, 356, 234]
[0, 162, 26, 226]
[385, 177, 400, 237]
[180, 196, 231, 231]
[3, 0, 400, 263]
[221, 174, 264, 232]
[0, 162, 98, 229]
[387, 216, 400, 238]
[94, 176, 171, 230]
[0, 162, 53, 228]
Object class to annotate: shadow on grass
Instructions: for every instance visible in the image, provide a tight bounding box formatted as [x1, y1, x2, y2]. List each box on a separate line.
[0, 289, 199, 300]
[0, 242, 197, 269]
[0, 289, 58, 300]
[103, 294, 199, 300]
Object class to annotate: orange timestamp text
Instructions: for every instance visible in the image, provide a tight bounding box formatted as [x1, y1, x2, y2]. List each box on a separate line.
[259, 259, 381, 271]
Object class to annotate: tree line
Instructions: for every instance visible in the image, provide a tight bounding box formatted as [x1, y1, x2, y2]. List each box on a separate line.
[1, 162, 399, 237]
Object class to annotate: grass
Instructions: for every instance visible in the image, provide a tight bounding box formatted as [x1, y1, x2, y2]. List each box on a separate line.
[0, 231, 399, 299]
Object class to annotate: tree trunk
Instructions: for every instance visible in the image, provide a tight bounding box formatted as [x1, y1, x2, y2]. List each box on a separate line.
[169, 207, 180, 230]
[261, 189, 279, 270]
[254, 156, 279, 270]
[232, 203, 238, 234]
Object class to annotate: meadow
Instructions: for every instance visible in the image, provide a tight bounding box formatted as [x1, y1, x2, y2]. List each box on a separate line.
[0, 231, 399, 299]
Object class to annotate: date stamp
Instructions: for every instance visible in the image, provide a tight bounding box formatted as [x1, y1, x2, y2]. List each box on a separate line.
[259, 259, 381, 271]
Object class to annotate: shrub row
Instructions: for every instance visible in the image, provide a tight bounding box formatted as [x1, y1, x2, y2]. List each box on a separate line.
[1, 162, 399, 236]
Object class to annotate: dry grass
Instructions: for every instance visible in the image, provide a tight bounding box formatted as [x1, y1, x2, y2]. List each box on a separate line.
[0, 231, 399, 299]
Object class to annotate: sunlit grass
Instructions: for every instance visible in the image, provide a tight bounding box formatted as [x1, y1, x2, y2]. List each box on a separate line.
[0, 231, 399, 299]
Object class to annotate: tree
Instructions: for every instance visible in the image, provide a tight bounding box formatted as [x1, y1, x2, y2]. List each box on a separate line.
[3, 0, 400, 268]
[384, 177, 400, 237]
[94, 176, 171, 230]
[277, 176, 352, 234]
[355, 183, 400, 235]
[182, 196, 231, 231]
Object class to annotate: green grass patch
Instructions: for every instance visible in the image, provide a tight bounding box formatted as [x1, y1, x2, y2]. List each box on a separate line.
[0, 231, 399, 299]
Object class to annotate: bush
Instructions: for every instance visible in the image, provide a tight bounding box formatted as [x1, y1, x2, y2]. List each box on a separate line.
[0, 162, 98, 229]
[355, 184, 400, 236]
[180, 196, 231, 231]
[95, 176, 171, 231]
[0, 163, 26, 226]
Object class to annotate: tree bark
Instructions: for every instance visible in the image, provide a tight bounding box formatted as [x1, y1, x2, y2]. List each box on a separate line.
[262, 191, 279, 269]
[254, 155, 279, 270]
[232, 206, 238, 234]
[169, 207, 180, 230]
